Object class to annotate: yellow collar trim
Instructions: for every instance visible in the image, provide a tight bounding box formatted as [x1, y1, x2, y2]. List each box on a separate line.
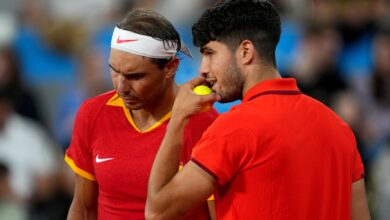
[106, 93, 124, 107]
[106, 93, 172, 133]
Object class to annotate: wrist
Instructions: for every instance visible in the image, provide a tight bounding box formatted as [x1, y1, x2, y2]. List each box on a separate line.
[169, 113, 189, 129]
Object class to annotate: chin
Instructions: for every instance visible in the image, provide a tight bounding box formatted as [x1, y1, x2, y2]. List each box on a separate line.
[219, 98, 236, 103]
[219, 94, 241, 103]
[124, 103, 144, 110]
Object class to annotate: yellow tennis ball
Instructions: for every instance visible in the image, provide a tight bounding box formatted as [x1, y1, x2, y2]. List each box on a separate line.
[192, 85, 213, 112]
[192, 85, 213, 95]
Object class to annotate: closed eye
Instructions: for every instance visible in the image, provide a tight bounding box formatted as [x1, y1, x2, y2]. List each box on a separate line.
[108, 64, 145, 80]
[124, 73, 145, 80]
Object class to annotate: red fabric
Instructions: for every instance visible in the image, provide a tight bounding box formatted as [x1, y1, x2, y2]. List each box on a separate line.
[192, 78, 364, 220]
[66, 90, 218, 219]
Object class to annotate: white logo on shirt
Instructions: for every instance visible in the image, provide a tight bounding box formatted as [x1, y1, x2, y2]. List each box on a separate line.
[95, 155, 114, 163]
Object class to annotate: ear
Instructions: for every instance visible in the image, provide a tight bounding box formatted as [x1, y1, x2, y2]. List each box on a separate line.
[164, 57, 179, 79]
[236, 40, 255, 65]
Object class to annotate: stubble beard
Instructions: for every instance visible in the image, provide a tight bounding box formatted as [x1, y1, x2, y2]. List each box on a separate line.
[218, 61, 244, 103]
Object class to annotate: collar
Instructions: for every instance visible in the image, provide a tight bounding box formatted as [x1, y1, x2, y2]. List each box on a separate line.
[243, 78, 301, 103]
[106, 93, 172, 133]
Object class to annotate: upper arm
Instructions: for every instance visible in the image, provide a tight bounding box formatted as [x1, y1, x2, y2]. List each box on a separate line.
[67, 174, 98, 220]
[351, 179, 371, 220]
[146, 161, 217, 219]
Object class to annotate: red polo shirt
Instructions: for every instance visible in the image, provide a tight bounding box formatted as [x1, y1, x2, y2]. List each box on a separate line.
[192, 78, 364, 219]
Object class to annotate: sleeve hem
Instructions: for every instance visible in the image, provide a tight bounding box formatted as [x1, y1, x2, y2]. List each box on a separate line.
[191, 158, 219, 181]
[352, 172, 365, 183]
[64, 155, 96, 181]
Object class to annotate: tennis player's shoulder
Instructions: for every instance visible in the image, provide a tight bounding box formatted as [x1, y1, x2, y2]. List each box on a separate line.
[77, 90, 117, 117]
[207, 105, 246, 131]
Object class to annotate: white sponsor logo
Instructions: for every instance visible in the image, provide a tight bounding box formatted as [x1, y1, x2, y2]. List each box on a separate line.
[95, 155, 114, 163]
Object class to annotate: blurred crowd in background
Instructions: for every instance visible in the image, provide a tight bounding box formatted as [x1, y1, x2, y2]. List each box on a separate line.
[0, 0, 389, 219]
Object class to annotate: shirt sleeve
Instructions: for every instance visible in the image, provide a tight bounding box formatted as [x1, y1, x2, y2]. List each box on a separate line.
[346, 126, 365, 182]
[352, 146, 365, 182]
[64, 100, 96, 181]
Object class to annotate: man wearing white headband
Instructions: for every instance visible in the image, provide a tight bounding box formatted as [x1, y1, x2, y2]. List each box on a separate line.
[65, 9, 218, 219]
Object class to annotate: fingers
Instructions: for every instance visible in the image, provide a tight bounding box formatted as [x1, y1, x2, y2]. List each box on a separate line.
[184, 77, 207, 90]
[172, 77, 219, 118]
[196, 93, 221, 103]
[183, 77, 220, 104]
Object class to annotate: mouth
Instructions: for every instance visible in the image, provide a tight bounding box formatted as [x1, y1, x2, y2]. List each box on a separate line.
[205, 79, 216, 89]
[119, 95, 140, 104]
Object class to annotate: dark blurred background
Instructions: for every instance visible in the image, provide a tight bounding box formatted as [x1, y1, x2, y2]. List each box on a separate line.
[0, 0, 389, 219]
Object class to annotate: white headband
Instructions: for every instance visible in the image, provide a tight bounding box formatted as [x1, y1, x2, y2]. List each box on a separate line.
[111, 26, 180, 59]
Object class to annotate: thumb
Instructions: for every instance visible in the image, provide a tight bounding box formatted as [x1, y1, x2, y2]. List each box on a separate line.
[198, 93, 221, 104]
[184, 77, 207, 90]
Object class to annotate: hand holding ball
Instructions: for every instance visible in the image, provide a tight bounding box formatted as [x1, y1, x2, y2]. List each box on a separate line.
[192, 85, 213, 112]
[192, 85, 213, 95]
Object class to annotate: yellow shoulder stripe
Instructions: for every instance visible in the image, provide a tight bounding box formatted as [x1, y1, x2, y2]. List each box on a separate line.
[64, 155, 96, 181]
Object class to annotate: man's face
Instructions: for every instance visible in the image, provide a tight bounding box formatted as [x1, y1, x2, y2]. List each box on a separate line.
[199, 41, 244, 103]
[109, 49, 169, 110]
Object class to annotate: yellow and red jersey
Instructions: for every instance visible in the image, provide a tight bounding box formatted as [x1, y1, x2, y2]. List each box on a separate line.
[65, 90, 218, 219]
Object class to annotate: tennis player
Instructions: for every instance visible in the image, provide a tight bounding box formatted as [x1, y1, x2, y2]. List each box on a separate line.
[65, 9, 218, 219]
[146, 1, 371, 219]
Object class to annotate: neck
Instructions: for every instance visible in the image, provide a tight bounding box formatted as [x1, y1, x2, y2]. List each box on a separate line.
[131, 82, 178, 131]
[242, 65, 281, 96]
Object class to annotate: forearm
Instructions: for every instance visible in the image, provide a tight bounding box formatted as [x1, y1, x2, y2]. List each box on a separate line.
[146, 77, 220, 219]
[67, 200, 97, 220]
[146, 115, 188, 218]
[68, 175, 98, 220]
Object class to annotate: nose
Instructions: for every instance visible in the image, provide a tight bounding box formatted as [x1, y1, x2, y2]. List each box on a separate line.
[199, 57, 209, 78]
[116, 74, 129, 94]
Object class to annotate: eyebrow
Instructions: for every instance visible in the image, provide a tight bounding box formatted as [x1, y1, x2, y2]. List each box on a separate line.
[108, 64, 120, 73]
[200, 46, 215, 54]
[108, 63, 146, 77]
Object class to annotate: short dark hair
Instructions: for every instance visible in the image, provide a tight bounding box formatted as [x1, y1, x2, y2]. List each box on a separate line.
[117, 9, 181, 69]
[192, 0, 281, 66]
